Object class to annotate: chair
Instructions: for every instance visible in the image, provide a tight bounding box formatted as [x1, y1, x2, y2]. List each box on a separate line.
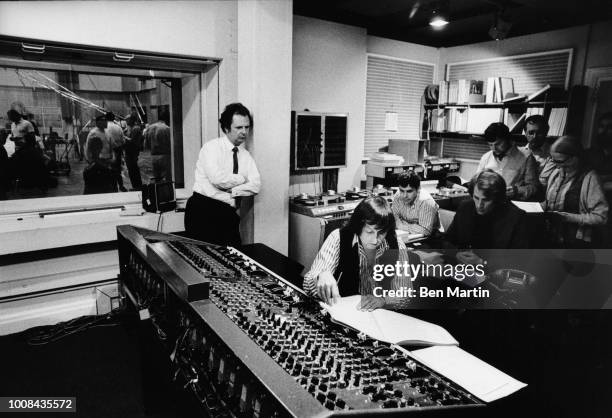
[438, 208, 456, 233]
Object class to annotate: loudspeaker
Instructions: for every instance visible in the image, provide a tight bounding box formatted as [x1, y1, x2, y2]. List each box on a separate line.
[142, 181, 177, 213]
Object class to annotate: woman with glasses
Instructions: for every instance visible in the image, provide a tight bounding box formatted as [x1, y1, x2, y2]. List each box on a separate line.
[542, 136, 609, 248]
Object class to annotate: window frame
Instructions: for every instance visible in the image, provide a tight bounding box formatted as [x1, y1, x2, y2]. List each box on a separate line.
[0, 35, 220, 216]
[364, 53, 436, 157]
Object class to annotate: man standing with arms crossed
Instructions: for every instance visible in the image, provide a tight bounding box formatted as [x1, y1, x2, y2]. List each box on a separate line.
[185, 103, 261, 247]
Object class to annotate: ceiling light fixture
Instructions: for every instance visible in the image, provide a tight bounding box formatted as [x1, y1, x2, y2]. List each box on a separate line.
[429, 1, 450, 28]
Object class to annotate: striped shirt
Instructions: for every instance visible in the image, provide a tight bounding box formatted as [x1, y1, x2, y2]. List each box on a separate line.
[303, 229, 413, 309]
[392, 190, 439, 236]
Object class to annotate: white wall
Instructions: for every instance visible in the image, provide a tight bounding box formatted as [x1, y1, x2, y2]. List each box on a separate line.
[0, 0, 238, 104]
[367, 36, 440, 80]
[291, 16, 367, 192]
[291, 17, 441, 194]
[237, 0, 293, 253]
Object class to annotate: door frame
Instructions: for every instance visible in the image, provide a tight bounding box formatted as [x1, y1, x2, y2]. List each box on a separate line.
[584, 67, 612, 148]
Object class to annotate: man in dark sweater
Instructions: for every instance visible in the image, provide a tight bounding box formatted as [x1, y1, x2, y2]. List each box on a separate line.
[446, 169, 529, 249]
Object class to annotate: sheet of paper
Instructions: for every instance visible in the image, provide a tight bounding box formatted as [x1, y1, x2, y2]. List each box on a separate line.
[321, 295, 458, 346]
[396, 229, 424, 244]
[409, 345, 527, 402]
[321, 295, 384, 341]
[512, 200, 543, 213]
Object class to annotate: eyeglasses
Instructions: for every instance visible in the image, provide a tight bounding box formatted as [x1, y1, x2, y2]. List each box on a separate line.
[552, 156, 571, 164]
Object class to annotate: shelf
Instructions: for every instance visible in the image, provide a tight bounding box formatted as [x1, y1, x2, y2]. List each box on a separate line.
[428, 131, 528, 142]
[424, 101, 568, 109]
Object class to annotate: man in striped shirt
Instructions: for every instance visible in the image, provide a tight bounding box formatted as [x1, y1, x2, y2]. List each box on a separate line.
[392, 171, 440, 237]
[303, 196, 415, 311]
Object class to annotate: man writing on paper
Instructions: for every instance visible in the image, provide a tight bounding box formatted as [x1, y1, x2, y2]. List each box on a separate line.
[303, 196, 415, 311]
[476, 122, 541, 201]
[184, 103, 261, 247]
[392, 171, 439, 238]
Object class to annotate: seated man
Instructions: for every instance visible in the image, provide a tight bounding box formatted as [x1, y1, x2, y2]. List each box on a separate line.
[446, 170, 529, 249]
[518, 114, 556, 186]
[543, 136, 608, 248]
[392, 170, 439, 237]
[303, 196, 415, 311]
[476, 122, 540, 201]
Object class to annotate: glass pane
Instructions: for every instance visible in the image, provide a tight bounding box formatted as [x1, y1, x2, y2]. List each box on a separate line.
[0, 60, 195, 200]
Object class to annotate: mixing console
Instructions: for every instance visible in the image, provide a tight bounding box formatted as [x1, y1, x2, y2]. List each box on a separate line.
[118, 226, 484, 417]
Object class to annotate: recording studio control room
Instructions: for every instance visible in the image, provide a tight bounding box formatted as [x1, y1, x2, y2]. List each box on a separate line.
[2, 1, 612, 417]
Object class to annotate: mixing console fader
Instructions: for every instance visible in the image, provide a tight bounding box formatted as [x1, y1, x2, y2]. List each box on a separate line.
[118, 226, 485, 417]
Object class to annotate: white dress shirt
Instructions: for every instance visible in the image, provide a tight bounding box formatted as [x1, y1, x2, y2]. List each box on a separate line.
[477, 145, 539, 200]
[192, 135, 261, 208]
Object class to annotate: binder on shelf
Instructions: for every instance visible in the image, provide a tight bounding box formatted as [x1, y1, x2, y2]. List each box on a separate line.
[448, 80, 459, 103]
[509, 113, 527, 133]
[486, 77, 497, 103]
[466, 107, 504, 134]
[548, 107, 568, 136]
[467, 80, 485, 103]
[438, 81, 449, 104]
[499, 77, 515, 100]
[502, 94, 527, 103]
[526, 84, 551, 102]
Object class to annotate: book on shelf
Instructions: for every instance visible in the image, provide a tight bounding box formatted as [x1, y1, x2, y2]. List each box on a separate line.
[548, 107, 568, 136]
[456, 79, 484, 104]
[502, 94, 527, 103]
[499, 77, 515, 100]
[508, 113, 527, 133]
[321, 295, 459, 346]
[466, 107, 504, 134]
[486, 77, 497, 103]
[438, 80, 449, 104]
[447, 107, 468, 132]
[526, 84, 551, 102]
[526, 107, 544, 117]
[448, 80, 459, 103]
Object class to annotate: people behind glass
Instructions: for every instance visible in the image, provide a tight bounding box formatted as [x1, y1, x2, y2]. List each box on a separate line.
[83, 136, 117, 195]
[6, 101, 35, 155]
[446, 170, 529, 249]
[84, 112, 129, 193]
[542, 135, 609, 248]
[124, 114, 143, 191]
[144, 109, 172, 182]
[476, 122, 541, 201]
[104, 112, 127, 192]
[2, 102, 57, 194]
[392, 170, 439, 237]
[303, 196, 414, 311]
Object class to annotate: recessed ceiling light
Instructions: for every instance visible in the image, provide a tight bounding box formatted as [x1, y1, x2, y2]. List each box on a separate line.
[430, 17, 449, 27]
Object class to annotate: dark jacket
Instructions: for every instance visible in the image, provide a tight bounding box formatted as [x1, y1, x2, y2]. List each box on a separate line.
[446, 199, 529, 249]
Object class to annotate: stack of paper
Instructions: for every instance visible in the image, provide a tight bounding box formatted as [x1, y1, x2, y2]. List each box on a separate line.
[409, 346, 527, 402]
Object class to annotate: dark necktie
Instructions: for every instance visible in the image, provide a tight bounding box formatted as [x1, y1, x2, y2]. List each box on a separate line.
[232, 147, 239, 174]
